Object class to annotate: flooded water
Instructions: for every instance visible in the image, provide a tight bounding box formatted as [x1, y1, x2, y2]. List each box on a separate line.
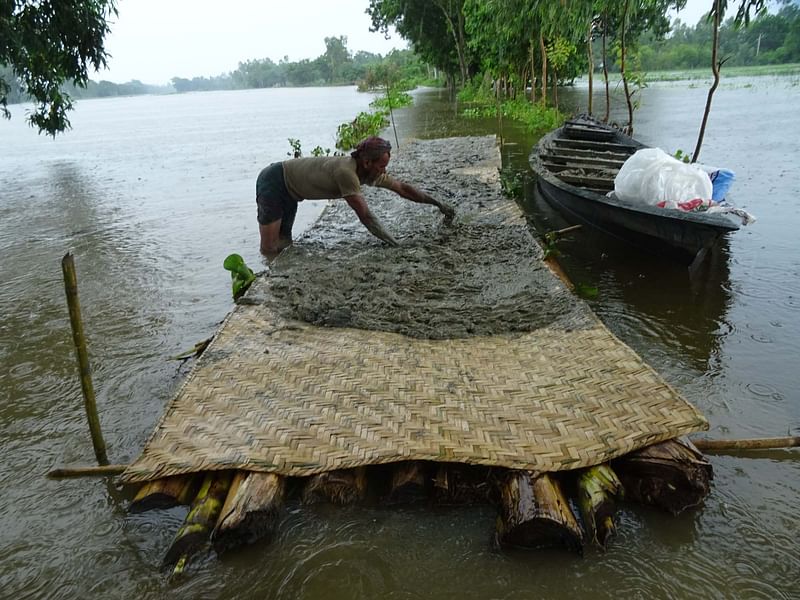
[1, 80, 797, 599]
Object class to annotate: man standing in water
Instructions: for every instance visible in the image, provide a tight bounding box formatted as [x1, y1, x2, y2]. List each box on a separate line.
[256, 136, 455, 257]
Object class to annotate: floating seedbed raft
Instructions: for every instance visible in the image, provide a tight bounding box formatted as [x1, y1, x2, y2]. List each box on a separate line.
[120, 137, 712, 570]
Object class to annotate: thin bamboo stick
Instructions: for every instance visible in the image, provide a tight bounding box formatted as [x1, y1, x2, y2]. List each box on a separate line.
[692, 436, 800, 452]
[47, 464, 127, 478]
[61, 252, 108, 466]
[549, 224, 583, 237]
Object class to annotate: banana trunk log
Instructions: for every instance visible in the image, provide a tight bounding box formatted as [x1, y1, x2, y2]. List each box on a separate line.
[302, 467, 367, 505]
[495, 471, 583, 552]
[130, 475, 200, 513]
[433, 464, 493, 505]
[612, 438, 712, 515]
[576, 464, 623, 549]
[386, 461, 430, 503]
[162, 471, 233, 572]
[212, 471, 286, 554]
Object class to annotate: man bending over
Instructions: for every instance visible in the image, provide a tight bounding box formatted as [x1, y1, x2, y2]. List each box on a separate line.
[255, 136, 455, 257]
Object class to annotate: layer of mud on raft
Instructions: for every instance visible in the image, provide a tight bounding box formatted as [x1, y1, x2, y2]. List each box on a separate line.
[121, 137, 712, 571]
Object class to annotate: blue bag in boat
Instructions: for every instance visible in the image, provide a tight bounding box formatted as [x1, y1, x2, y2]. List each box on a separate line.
[706, 168, 736, 201]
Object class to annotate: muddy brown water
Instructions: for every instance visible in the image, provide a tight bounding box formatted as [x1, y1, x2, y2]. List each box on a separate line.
[0, 80, 798, 599]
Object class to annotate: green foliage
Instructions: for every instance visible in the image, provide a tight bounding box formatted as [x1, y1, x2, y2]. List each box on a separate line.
[336, 111, 389, 151]
[638, 4, 800, 71]
[575, 283, 599, 299]
[286, 138, 339, 158]
[462, 98, 565, 133]
[457, 75, 496, 103]
[370, 89, 413, 110]
[368, 0, 474, 85]
[547, 37, 577, 74]
[223, 254, 256, 300]
[1, 0, 118, 135]
[673, 149, 692, 163]
[287, 138, 302, 158]
[542, 230, 561, 259]
[311, 146, 334, 157]
[499, 166, 524, 199]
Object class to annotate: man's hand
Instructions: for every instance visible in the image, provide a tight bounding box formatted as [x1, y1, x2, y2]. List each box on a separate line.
[437, 201, 455, 222]
[345, 193, 399, 246]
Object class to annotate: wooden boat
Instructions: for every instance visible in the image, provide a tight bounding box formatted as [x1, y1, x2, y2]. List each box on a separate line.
[528, 117, 740, 266]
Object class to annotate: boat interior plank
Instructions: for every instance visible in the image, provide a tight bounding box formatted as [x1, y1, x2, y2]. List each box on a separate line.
[552, 138, 638, 153]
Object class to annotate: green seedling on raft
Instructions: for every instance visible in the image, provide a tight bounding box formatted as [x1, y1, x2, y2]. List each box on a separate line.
[223, 253, 256, 300]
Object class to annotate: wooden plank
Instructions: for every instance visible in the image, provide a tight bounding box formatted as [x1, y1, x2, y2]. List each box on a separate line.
[542, 161, 620, 176]
[546, 145, 633, 161]
[546, 171, 616, 188]
[542, 153, 626, 168]
[552, 138, 638, 153]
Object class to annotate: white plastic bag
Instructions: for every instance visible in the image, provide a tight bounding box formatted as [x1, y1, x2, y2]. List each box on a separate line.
[614, 148, 713, 206]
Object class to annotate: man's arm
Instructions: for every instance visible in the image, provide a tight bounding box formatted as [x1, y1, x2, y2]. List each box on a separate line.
[386, 180, 455, 220]
[344, 194, 399, 246]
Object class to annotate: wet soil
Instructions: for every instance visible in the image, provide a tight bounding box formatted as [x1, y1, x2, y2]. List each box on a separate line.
[248, 136, 594, 339]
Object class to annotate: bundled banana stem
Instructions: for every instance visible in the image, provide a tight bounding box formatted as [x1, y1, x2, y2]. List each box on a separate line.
[212, 471, 286, 554]
[386, 461, 430, 504]
[432, 464, 493, 505]
[495, 471, 583, 553]
[576, 464, 623, 549]
[612, 438, 712, 515]
[302, 467, 367, 505]
[162, 471, 233, 573]
[130, 475, 200, 513]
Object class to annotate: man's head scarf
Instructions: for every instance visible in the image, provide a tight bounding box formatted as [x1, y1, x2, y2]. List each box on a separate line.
[351, 136, 392, 161]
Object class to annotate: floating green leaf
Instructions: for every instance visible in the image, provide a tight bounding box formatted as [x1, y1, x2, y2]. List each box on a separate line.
[575, 283, 599, 299]
[223, 253, 256, 300]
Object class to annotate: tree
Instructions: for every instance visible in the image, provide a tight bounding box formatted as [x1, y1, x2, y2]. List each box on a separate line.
[692, 0, 766, 162]
[368, 0, 469, 89]
[323, 36, 352, 83]
[1, 0, 118, 136]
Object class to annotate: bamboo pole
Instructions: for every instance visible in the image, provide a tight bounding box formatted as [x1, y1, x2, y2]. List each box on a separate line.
[61, 252, 108, 466]
[691, 436, 800, 452]
[47, 464, 127, 479]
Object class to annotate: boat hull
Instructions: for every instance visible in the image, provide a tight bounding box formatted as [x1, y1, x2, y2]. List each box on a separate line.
[529, 119, 739, 266]
[537, 177, 733, 265]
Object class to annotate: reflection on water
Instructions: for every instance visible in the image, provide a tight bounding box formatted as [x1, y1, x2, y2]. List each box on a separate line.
[1, 82, 798, 599]
[520, 180, 733, 373]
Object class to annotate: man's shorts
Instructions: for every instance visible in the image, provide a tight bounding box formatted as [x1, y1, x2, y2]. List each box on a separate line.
[256, 162, 297, 226]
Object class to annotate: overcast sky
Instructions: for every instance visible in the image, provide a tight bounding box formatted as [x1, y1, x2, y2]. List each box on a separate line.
[99, 0, 719, 85]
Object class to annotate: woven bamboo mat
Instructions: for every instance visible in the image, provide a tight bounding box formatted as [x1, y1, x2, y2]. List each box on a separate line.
[121, 137, 707, 484]
[121, 302, 707, 483]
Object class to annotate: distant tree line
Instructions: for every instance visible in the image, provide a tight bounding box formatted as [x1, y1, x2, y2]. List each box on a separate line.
[172, 40, 434, 93]
[638, 3, 800, 70]
[2, 36, 436, 104]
